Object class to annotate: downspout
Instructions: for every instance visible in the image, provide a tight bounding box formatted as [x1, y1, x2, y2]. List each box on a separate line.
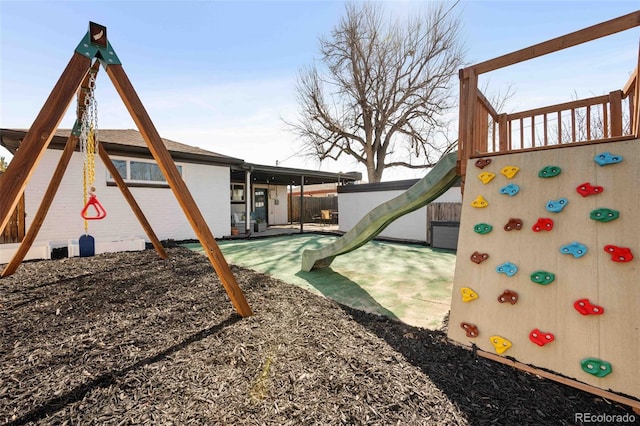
[288, 184, 292, 225]
[245, 168, 252, 234]
[299, 175, 304, 233]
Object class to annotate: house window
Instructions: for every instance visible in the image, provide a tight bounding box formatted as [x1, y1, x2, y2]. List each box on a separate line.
[231, 183, 245, 202]
[131, 161, 166, 182]
[112, 159, 127, 179]
[108, 159, 182, 185]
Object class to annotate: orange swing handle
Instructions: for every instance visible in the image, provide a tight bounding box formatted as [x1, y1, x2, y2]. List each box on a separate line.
[81, 193, 107, 220]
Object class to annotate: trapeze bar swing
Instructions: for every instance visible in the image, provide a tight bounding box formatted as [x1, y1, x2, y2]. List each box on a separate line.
[77, 62, 106, 256]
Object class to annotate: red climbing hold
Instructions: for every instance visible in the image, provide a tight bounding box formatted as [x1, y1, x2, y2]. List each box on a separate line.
[470, 251, 489, 264]
[529, 329, 555, 346]
[504, 218, 523, 231]
[574, 299, 604, 316]
[475, 158, 492, 169]
[604, 245, 633, 262]
[460, 322, 479, 338]
[497, 289, 518, 305]
[576, 182, 604, 197]
[532, 218, 553, 232]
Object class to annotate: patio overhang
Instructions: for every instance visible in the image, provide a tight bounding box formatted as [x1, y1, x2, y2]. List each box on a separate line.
[231, 163, 362, 186]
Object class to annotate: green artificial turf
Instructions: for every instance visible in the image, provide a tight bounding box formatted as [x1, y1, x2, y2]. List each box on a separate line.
[183, 234, 456, 329]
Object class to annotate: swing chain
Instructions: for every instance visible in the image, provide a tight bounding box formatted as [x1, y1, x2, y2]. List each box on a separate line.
[80, 67, 99, 232]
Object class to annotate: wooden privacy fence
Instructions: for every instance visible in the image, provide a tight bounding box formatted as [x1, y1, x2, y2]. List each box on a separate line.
[289, 196, 338, 223]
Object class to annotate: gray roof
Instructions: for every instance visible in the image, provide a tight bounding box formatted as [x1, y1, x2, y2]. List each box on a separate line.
[0, 128, 244, 166]
[0, 128, 362, 185]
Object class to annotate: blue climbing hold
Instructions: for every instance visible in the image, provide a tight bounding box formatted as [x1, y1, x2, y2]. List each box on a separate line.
[560, 242, 588, 258]
[496, 262, 518, 277]
[546, 198, 568, 213]
[594, 152, 623, 166]
[499, 183, 520, 197]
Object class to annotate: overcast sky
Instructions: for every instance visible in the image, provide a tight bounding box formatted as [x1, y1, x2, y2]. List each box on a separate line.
[1, 1, 637, 181]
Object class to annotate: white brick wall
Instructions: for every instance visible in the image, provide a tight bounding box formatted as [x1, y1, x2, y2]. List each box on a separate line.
[24, 149, 230, 247]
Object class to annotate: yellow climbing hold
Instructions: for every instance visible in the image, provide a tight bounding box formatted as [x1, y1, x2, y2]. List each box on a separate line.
[490, 335, 512, 354]
[478, 172, 496, 184]
[471, 195, 488, 208]
[460, 287, 479, 302]
[501, 166, 520, 179]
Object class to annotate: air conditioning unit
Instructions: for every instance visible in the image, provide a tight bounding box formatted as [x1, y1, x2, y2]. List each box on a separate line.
[430, 221, 460, 250]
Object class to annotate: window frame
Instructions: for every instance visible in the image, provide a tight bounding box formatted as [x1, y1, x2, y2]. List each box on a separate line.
[107, 157, 183, 187]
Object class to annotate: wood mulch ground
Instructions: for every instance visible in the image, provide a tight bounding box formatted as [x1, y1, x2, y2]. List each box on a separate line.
[1, 247, 637, 425]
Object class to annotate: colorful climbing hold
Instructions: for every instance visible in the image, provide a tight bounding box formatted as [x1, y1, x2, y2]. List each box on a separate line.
[499, 183, 520, 197]
[538, 165, 561, 178]
[500, 166, 520, 179]
[531, 218, 554, 232]
[460, 287, 479, 302]
[590, 208, 619, 222]
[560, 242, 587, 258]
[475, 158, 492, 169]
[471, 195, 489, 208]
[497, 289, 518, 305]
[503, 218, 523, 231]
[496, 262, 518, 277]
[576, 182, 603, 197]
[546, 198, 568, 213]
[603, 245, 634, 262]
[460, 322, 479, 338]
[530, 270, 555, 285]
[489, 335, 512, 354]
[594, 152, 623, 166]
[478, 172, 496, 184]
[470, 251, 490, 264]
[473, 223, 493, 234]
[581, 358, 612, 378]
[574, 298, 604, 316]
[529, 329, 555, 347]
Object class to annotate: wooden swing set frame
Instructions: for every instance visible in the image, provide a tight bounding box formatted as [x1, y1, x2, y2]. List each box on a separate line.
[0, 22, 252, 318]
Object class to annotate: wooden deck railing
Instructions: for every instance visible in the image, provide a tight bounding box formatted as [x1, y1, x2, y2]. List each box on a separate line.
[458, 11, 640, 180]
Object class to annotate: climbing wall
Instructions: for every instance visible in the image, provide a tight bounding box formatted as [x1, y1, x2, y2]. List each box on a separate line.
[448, 139, 639, 399]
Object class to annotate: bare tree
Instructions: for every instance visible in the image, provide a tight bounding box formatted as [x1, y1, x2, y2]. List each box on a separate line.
[287, 2, 465, 182]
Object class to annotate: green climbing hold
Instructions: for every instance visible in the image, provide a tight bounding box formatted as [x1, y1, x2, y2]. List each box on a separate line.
[473, 223, 493, 234]
[581, 358, 612, 378]
[590, 208, 619, 223]
[530, 271, 555, 285]
[538, 165, 561, 178]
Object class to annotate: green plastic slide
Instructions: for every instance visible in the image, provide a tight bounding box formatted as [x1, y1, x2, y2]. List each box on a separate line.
[301, 151, 459, 271]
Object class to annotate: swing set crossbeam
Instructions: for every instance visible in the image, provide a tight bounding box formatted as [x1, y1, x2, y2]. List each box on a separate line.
[0, 22, 252, 318]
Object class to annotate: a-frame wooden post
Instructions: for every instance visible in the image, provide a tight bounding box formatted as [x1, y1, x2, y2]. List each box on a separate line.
[2, 60, 167, 277]
[0, 54, 92, 232]
[2, 133, 79, 277]
[105, 63, 252, 317]
[2, 59, 98, 276]
[0, 22, 252, 317]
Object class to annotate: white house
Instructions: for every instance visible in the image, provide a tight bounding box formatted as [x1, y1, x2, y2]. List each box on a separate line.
[0, 128, 360, 261]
